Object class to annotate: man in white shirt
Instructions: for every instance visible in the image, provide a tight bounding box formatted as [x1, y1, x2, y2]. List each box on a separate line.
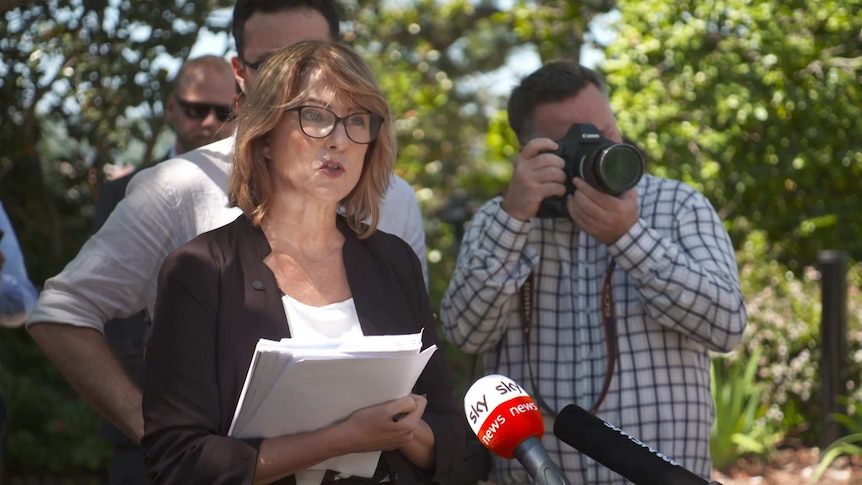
[27, 0, 427, 450]
[93, 54, 237, 485]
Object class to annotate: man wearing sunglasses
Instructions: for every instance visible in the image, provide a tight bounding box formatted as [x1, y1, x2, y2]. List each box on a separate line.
[89, 54, 236, 485]
[28, 1, 430, 482]
[165, 56, 237, 156]
[95, 55, 236, 229]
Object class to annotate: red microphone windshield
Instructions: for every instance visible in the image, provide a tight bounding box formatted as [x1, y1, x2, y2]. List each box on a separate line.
[464, 374, 545, 459]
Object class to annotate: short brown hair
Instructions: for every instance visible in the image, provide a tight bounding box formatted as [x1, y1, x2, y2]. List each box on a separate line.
[171, 55, 233, 98]
[229, 40, 395, 238]
[507, 62, 607, 145]
[231, 0, 341, 59]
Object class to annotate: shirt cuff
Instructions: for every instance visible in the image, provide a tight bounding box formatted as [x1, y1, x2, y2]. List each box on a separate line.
[476, 201, 533, 258]
[26, 289, 106, 334]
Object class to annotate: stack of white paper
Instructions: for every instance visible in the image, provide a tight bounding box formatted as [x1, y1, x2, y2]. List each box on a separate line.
[228, 330, 436, 478]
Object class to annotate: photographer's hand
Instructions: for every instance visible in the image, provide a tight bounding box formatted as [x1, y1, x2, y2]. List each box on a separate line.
[567, 178, 639, 244]
[501, 138, 567, 221]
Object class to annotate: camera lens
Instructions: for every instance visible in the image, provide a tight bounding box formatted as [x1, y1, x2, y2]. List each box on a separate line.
[595, 144, 644, 195]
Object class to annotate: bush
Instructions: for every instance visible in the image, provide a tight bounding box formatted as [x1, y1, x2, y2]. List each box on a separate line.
[710, 346, 782, 471]
[710, 230, 862, 467]
[814, 396, 862, 481]
[0, 329, 111, 477]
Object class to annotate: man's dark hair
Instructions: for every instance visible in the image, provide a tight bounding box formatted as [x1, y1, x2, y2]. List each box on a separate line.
[507, 62, 607, 145]
[231, 0, 341, 58]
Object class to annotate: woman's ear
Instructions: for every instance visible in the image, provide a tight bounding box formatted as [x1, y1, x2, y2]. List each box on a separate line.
[261, 139, 271, 159]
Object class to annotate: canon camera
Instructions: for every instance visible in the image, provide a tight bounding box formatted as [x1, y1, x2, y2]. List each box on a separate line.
[537, 123, 645, 219]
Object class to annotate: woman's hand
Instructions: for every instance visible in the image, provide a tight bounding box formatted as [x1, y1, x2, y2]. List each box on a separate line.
[340, 394, 428, 452]
[255, 394, 432, 483]
[343, 394, 437, 471]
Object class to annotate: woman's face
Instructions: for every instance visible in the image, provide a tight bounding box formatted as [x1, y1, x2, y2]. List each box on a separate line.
[264, 79, 372, 208]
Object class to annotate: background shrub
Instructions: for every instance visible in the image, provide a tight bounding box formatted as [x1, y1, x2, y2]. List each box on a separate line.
[710, 230, 862, 470]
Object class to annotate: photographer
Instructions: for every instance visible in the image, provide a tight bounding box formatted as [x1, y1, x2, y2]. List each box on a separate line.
[440, 62, 747, 484]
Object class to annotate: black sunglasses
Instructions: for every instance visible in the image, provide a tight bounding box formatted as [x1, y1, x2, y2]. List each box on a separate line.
[174, 96, 232, 122]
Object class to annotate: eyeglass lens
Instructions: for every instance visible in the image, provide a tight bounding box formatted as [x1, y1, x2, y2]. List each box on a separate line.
[294, 106, 382, 144]
[177, 97, 232, 122]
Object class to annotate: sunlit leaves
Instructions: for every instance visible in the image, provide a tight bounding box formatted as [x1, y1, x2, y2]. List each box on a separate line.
[605, 0, 862, 267]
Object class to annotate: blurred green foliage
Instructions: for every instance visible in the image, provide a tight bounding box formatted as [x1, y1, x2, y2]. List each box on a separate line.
[814, 396, 862, 481]
[709, 230, 862, 470]
[602, 0, 862, 269]
[1, 0, 860, 477]
[710, 345, 776, 471]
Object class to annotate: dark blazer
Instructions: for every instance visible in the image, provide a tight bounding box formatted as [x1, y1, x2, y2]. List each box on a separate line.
[142, 215, 466, 485]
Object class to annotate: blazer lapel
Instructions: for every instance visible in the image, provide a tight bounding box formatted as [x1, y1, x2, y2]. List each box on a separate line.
[340, 221, 409, 338]
[235, 216, 292, 340]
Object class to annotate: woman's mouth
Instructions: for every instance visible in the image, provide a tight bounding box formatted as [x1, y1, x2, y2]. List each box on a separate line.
[321, 159, 345, 176]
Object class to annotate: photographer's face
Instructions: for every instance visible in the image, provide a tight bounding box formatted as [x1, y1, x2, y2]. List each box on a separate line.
[533, 84, 622, 143]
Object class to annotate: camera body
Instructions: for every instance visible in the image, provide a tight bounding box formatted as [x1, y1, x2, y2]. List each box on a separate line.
[536, 123, 645, 219]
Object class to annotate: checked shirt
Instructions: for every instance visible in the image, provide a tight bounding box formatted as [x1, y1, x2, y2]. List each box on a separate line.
[440, 174, 746, 485]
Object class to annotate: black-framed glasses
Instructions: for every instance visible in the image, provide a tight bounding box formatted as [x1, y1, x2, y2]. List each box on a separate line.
[174, 96, 232, 122]
[286, 105, 384, 145]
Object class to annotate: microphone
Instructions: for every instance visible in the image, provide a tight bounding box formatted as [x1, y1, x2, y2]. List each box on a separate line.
[464, 374, 571, 485]
[553, 403, 722, 485]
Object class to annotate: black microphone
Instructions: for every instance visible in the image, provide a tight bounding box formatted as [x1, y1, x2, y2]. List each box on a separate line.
[464, 374, 571, 485]
[553, 404, 722, 485]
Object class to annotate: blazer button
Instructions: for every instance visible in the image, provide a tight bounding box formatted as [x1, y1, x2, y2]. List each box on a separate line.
[251, 280, 265, 291]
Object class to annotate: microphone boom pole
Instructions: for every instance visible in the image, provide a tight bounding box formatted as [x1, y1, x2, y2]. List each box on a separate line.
[553, 404, 723, 485]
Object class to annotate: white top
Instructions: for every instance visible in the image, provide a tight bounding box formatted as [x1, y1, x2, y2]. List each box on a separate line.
[28, 135, 427, 332]
[281, 294, 383, 485]
[281, 295, 362, 341]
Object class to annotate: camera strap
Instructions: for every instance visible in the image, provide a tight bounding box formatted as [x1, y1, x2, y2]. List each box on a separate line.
[519, 260, 618, 416]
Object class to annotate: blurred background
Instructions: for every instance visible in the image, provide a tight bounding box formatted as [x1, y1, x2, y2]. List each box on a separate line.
[0, 0, 860, 482]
